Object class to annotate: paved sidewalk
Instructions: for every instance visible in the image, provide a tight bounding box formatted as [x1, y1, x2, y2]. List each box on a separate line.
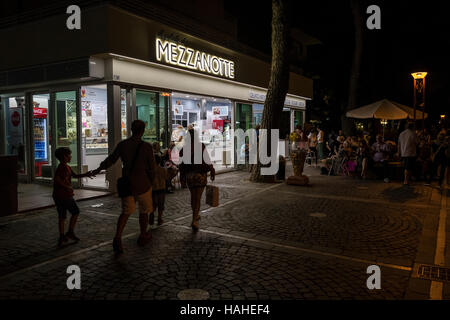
[17, 183, 110, 213]
[0, 163, 448, 300]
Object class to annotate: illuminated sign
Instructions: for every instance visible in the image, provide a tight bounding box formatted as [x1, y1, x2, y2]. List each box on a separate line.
[249, 91, 306, 108]
[156, 38, 235, 79]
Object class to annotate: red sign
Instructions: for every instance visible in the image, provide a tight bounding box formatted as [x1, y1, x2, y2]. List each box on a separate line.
[11, 111, 20, 127]
[212, 119, 224, 132]
[33, 107, 47, 118]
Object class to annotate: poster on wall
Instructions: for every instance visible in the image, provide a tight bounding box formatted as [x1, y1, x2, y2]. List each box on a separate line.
[212, 106, 228, 116]
[8, 107, 23, 152]
[173, 105, 184, 116]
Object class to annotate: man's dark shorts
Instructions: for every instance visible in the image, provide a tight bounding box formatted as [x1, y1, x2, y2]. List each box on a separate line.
[54, 197, 80, 219]
[403, 157, 416, 171]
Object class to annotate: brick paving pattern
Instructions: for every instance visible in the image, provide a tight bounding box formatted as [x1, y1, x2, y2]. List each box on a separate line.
[0, 164, 447, 300]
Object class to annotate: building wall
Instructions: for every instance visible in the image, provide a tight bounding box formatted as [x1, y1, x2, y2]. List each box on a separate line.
[0, 4, 312, 99]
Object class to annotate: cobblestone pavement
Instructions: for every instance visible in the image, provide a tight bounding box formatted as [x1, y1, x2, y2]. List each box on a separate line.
[0, 163, 448, 300]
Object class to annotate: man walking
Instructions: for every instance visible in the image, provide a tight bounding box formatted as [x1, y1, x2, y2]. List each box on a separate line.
[92, 120, 156, 254]
[398, 122, 418, 186]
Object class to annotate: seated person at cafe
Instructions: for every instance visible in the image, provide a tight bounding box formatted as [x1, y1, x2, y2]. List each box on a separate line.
[371, 134, 391, 183]
[338, 141, 353, 158]
[350, 136, 360, 149]
[326, 134, 339, 158]
[337, 130, 346, 145]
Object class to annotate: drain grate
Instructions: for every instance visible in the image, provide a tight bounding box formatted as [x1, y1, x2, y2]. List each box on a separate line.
[417, 264, 450, 282]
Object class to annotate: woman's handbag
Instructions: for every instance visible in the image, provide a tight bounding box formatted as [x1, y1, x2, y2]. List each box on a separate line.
[117, 141, 143, 198]
[205, 182, 219, 207]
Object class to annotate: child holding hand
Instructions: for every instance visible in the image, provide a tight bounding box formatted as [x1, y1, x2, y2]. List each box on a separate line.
[53, 147, 94, 247]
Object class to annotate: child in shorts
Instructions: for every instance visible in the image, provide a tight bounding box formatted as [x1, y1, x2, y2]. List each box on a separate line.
[149, 166, 176, 226]
[53, 147, 94, 247]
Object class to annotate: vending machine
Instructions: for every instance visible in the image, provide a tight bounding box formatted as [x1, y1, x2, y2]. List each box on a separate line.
[33, 107, 48, 176]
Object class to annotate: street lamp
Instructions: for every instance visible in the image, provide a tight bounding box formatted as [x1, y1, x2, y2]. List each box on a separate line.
[411, 72, 427, 129]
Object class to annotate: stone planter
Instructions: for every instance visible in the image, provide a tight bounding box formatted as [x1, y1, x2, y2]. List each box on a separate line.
[291, 149, 306, 176]
[287, 150, 309, 186]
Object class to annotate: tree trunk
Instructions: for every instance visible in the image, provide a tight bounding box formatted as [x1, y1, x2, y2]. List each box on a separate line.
[250, 0, 291, 182]
[342, 0, 364, 136]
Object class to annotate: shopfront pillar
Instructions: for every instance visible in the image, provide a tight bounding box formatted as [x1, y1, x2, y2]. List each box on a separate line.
[106, 83, 122, 193]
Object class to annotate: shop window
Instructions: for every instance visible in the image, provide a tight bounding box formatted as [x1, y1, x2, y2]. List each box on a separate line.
[120, 89, 127, 140]
[0, 94, 27, 174]
[80, 85, 108, 188]
[236, 103, 252, 131]
[136, 90, 169, 148]
[253, 104, 264, 127]
[55, 91, 79, 182]
[171, 93, 232, 171]
[294, 110, 304, 129]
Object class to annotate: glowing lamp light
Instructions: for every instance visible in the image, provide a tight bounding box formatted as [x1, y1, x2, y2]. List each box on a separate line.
[441, 115, 446, 119]
[380, 119, 388, 126]
[161, 92, 170, 97]
[411, 72, 428, 79]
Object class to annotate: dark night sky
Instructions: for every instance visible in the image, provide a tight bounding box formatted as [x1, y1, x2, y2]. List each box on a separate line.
[1, 0, 448, 121]
[225, 0, 450, 121]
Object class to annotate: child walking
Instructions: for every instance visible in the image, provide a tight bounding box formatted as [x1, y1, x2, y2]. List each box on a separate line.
[53, 147, 93, 247]
[149, 165, 175, 226]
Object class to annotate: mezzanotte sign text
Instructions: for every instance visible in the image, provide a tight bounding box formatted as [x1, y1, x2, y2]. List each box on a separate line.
[156, 38, 235, 79]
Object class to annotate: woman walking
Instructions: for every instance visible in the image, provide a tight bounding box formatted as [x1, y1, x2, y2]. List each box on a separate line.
[179, 129, 215, 231]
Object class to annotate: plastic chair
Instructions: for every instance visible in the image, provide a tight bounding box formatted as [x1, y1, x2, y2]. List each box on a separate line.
[306, 150, 317, 167]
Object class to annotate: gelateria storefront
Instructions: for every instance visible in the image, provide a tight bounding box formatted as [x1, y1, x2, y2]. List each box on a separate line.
[0, 84, 306, 192]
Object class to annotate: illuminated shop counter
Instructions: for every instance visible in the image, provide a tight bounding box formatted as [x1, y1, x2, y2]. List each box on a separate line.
[84, 138, 108, 155]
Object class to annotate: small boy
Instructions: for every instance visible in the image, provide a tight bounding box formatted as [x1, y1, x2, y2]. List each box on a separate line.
[53, 147, 93, 247]
[149, 166, 175, 226]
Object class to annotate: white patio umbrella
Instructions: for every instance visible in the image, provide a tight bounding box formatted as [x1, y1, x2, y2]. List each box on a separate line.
[346, 99, 428, 120]
[346, 99, 428, 138]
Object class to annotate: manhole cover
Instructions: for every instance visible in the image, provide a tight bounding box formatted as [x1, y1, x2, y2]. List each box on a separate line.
[177, 289, 210, 300]
[417, 264, 450, 282]
[309, 213, 327, 218]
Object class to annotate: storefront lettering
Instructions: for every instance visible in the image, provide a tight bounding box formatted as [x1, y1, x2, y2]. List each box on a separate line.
[249, 91, 306, 108]
[156, 38, 235, 79]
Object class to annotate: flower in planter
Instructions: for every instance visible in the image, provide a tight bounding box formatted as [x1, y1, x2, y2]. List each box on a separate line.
[289, 131, 300, 143]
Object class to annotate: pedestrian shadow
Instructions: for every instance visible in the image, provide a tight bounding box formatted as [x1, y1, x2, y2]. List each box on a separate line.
[380, 185, 422, 203]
